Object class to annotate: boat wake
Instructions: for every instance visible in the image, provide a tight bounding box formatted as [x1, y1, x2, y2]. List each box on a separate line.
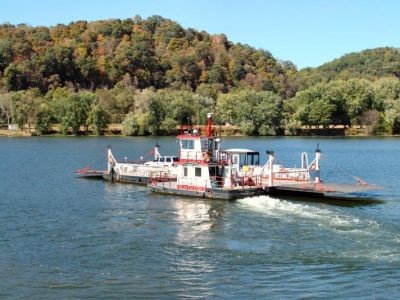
[237, 195, 375, 230]
[237, 196, 400, 262]
[239, 196, 336, 219]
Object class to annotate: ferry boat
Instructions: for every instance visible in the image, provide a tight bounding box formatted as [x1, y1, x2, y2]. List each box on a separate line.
[149, 113, 322, 200]
[76, 113, 378, 204]
[104, 144, 178, 184]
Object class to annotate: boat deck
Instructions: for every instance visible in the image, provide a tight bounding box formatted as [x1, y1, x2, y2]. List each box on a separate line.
[150, 179, 380, 204]
[74, 169, 107, 179]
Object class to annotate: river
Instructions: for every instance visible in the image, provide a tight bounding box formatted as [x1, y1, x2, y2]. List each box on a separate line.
[1, 136, 399, 298]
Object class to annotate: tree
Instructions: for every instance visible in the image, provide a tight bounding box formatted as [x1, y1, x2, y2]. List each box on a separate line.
[86, 104, 109, 135]
[359, 109, 380, 134]
[208, 64, 226, 84]
[57, 92, 94, 134]
[3, 63, 26, 91]
[283, 99, 301, 135]
[0, 91, 12, 125]
[287, 80, 377, 128]
[307, 99, 334, 128]
[195, 83, 224, 101]
[343, 79, 376, 125]
[146, 95, 166, 135]
[216, 89, 283, 135]
[10, 88, 40, 131]
[35, 104, 54, 134]
[121, 113, 139, 136]
[0, 39, 13, 72]
[215, 92, 241, 126]
[372, 77, 400, 133]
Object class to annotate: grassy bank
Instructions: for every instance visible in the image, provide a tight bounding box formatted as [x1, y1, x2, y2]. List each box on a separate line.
[0, 129, 33, 137]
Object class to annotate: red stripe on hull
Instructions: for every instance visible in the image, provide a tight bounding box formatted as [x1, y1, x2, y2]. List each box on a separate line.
[176, 184, 205, 192]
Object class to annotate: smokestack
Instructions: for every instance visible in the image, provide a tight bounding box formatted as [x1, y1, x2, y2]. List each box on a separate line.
[206, 113, 213, 137]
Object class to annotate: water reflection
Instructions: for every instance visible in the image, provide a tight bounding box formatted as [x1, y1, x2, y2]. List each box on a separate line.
[165, 198, 227, 298]
[169, 198, 226, 247]
[101, 181, 228, 247]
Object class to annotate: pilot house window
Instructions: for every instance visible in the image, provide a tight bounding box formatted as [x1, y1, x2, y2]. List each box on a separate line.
[195, 167, 202, 177]
[181, 140, 194, 149]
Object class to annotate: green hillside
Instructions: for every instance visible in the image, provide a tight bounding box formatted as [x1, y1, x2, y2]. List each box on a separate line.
[298, 47, 400, 88]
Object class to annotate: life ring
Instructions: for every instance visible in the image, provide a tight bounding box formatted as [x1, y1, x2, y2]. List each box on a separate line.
[151, 181, 157, 187]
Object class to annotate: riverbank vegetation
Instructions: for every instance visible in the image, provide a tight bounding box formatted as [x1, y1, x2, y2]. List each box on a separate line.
[1, 16, 400, 136]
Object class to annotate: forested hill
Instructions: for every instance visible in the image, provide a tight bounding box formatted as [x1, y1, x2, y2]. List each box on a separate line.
[297, 47, 400, 88]
[0, 16, 296, 98]
[2, 16, 400, 137]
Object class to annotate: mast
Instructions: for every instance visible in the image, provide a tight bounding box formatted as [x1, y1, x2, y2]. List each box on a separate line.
[314, 145, 321, 183]
[154, 141, 161, 160]
[266, 150, 274, 186]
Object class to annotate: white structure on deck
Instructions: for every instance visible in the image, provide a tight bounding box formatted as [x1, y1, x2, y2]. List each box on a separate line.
[106, 144, 178, 183]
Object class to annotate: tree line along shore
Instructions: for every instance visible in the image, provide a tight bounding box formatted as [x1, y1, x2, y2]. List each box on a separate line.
[1, 16, 400, 136]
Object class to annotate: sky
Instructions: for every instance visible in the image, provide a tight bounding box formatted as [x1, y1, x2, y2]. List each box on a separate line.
[0, 0, 399, 69]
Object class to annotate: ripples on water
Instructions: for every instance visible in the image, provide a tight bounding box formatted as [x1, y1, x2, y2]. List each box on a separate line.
[1, 137, 400, 298]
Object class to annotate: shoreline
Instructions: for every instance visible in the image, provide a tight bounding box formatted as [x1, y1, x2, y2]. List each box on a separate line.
[1, 129, 399, 138]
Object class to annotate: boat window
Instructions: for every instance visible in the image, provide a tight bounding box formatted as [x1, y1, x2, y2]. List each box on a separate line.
[217, 166, 224, 177]
[248, 154, 259, 165]
[173, 157, 179, 162]
[208, 139, 213, 150]
[166, 157, 172, 163]
[209, 166, 216, 176]
[184, 167, 188, 177]
[240, 154, 247, 167]
[239, 153, 260, 166]
[233, 155, 239, 164]
[195, 167, 202, 177]
[181, 140, 195, 149]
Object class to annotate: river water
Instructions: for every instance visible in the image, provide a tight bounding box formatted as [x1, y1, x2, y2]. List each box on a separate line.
[1, 136, 399, 299]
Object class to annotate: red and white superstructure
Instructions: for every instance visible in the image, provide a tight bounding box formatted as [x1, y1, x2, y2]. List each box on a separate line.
[149, 113, 323, 200]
